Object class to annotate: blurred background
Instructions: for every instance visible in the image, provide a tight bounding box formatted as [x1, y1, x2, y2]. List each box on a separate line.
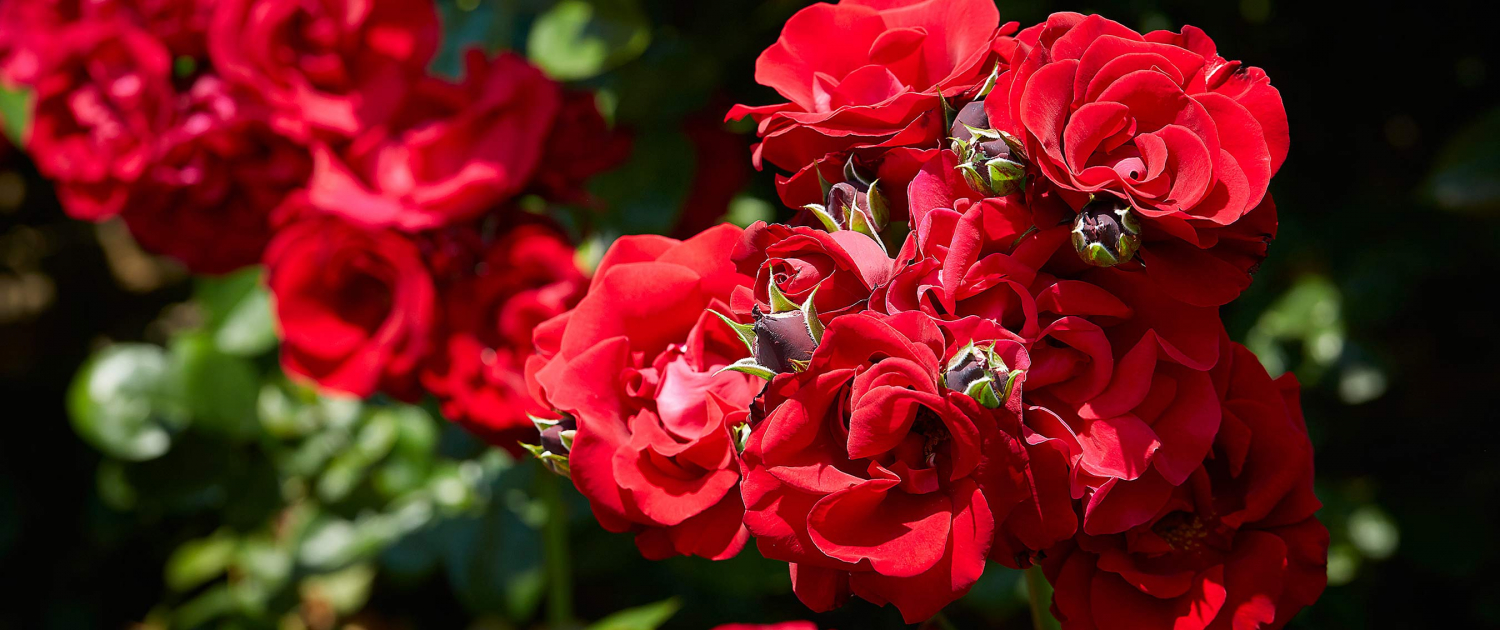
[2, 0, 1496, 628]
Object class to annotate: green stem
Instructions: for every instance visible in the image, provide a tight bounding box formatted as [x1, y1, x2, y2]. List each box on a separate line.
[1026, 564, 1061, 630]
[539, 465, 574, 629]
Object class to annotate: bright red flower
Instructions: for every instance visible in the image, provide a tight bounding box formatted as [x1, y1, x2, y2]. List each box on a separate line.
[741, 311, 1033, 623]
[730, 221, 894, 321]
[121, 75, 311, 274]
[264, 205, 436, 400]
[728, 0, 1017, 172]
[526, 225, 760, 560]
[1043, 344, 1328, 630]
[26, 19, 174, 220]
[422, 223, 585, 453]
[307, 50, 560, 230]
[984, 12, 1286, 306]
[208, 0, 439, 141]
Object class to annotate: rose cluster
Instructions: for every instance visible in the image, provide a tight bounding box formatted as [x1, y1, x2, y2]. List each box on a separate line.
[2, 0, 626, 449]
[527, 2, 1327, 628]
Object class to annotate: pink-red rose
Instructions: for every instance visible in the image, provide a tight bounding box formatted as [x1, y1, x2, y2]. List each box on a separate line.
[308, 50, 560, 230]
[1044, 344, 1328, 630]
[729, 0, 1017, 172]
[209, 0, 439, 141]
[422, 223, 585, 452]
[526, 225, 759, 560]
[265, 204, 436, 400]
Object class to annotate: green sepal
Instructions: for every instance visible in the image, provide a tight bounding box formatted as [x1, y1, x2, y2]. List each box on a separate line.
[558, 429, 576, 452]
[964, 377, 1003, 409]
[946, 341, 979, 373]
[866, 179, 891, 230]
[800, 286, 824, 346]
[848, 208, 889, 255]
[975, 61, 1003, 99]
[997, 129, 1028, 161]
[709, 309, 757, 354]
[720, 358, 776, 381]
[938, 92, 958, 137]
[732, 422, 752, 454]
[962, 123, 1003, 143]
[529, 413, 561, 432]
[957, 162, 988, 195]
[843, 155, 873, 188]
[986, 157, 1026, 197]
[788, 359, 811, 373]
[997, 370, 1023, 407]
[804, 204, 842, 232]
[1082, 242, 1120, 267]
[522, 443, 571, 478]
[816, 168, 834, 199]
[766, 282, 799, 313]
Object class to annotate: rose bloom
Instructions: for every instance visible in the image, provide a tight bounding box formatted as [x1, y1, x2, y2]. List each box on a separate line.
[984, 12, 1287, 306]
[264, 205, 436, 400]
[741, 311, 1034, 623]
[526, 225, 760, 560]
[26, 19, 174, 220]
[422, 223, 586, 453]
[728, 0, 1017, 173]
[529, 89, 632, 209]
[209, 0, 439, 140]
[121, 75, 311, 274]
[308, 50, 560, 230]
[1043, 343, 1328, 630]
[730, 221, 894, 321]
[875, 194, 1226, 536]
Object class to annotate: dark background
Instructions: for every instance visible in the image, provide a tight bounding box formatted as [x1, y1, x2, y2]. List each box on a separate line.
[3, 0, 1497, 628]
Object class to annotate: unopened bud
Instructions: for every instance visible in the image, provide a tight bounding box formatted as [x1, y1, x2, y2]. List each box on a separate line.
[943, 342, 1021, 409]
[1071, 196, 1142, 268]
[525, 414, 576, 477]
[753, 306, 817, 374]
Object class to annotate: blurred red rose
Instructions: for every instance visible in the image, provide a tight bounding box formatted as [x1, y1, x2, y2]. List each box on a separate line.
[526, 225, 760, 560]
[308, 50, 560, 230]
[208, 0, 439, 140]
[422, 223, 586, 453]
[729, 0, 1017, 172]
[26, 19, 174, 220]
[530, 89, 632, 208]
[730, 221, 894, 321]
[121, 75, 311, 274]
[1044, 344, 1327, 630]
[985, 12, 1286, 305]
[265, 205, 436, 400]
[741, 311, 1033, 623]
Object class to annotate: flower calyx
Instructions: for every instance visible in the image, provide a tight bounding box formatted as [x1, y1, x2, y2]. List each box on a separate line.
[1071, 195, 1143, 268]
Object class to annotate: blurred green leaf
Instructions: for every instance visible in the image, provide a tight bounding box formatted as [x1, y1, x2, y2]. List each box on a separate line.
[96, 459, 138, 511]
[166, 529, 239, 592]
[170, 333, 261, 441]
[196, 268, 278, 357]
[301, 563, 377, 616]
[1427, 107, 1500, 214]
[0, 84, 30, 145]
[586, 598, 681, 630]
[68, 344, 188, 461]
[528, 0, 651, 81]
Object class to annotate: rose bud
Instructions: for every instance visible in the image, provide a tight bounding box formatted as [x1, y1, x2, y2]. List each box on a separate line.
[943, 341, 1020, 409]
[1071, 195, 1143, 267]
[949, 101, 1025, 198]
[801, 157, 892, 245]
[752, 306, 817, 374]
[524, 414, 576, 477]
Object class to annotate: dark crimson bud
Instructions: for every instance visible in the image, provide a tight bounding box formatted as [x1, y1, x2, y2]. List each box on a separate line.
[525, 413, 576, 477]
[539, 415, 577, 456]
[949, 101, 989, 143]
[753, 306, 817, 374]
[1071, 195, 1143, 268]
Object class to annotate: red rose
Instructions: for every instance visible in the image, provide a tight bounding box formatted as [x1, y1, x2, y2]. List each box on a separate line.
[265, 205, 436, 400]
[422, 223, 585, 452]
[26, 19, 174, 220]
[730, 221, 894, 321]
[1, 1, 74, 87]
[741, 311, 1033, 623]
[530, 89, 632, 209]
[208, 0, 439, 140]
[526, 225, 760, 560]
[1044, 344, 1328, 630]
[308, 50, 560, 230]
[728, 0, 1017, 172]
[983, 12, 1286, 305]
[121, 75, 311, 274]
[88, 0, 214, 58]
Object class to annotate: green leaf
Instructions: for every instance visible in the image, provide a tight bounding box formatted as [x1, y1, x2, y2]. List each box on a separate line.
[196, 267, 277, 357]
[586, 598, 681, 630]
[165, 529, 239, 592]
[68, 344, 187, 461]
[0, 84, 31, 145]
[527, 0, 651, 81]
[170, 332, 261, 441]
